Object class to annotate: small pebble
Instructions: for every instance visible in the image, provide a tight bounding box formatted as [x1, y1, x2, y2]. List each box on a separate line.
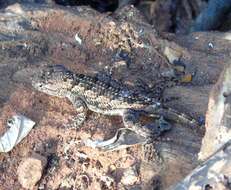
[17, 153, 47, 189]
[121, 166, 139, 186]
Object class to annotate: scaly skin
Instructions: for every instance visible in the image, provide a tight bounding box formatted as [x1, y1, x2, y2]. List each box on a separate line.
[32, 65, 198, 138]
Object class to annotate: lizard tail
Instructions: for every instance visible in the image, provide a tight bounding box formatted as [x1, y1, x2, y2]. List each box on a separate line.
[147, 106, 203, 130]
[162, 107, 199, 126]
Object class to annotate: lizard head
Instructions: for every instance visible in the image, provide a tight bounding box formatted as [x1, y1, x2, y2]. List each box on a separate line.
[32, 65, 74, 97]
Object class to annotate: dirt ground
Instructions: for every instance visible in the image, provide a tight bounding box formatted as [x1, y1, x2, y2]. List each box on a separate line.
[0, 2, 231, 190]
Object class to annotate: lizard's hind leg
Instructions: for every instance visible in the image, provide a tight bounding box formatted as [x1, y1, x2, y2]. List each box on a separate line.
[122, 110, 171, 138]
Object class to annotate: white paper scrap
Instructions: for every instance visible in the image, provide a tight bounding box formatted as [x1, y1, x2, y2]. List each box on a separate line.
[0, 114, 35, 153]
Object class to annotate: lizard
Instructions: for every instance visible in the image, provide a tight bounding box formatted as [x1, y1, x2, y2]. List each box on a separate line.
[32, 64, 199, 139]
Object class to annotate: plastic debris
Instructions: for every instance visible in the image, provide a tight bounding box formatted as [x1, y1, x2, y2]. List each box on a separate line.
[180, 74, 193, 83]
[84, 128, 147, 151]
[75, 33, 82, 45]
[0, 114, 35, 153]
[208, 42, 214, 49]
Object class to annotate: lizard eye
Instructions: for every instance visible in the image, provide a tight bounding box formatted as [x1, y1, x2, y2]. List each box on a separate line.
[65, 71, 72, 79]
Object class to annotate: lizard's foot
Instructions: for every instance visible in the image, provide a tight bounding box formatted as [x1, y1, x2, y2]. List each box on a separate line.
[144, 117, 172, 138]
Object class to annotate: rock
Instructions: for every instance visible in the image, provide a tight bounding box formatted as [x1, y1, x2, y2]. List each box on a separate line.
[199, 63, 231, 160]
[121, 166, 139, 186]
[171, 139, 231, 190]
[171, 62, 231, 189]
[17, 153, 47, 189]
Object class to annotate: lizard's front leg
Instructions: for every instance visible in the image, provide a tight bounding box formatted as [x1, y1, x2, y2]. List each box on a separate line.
[68, 96, 88, 128]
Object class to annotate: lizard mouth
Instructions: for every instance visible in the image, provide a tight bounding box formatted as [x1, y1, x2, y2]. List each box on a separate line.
[32, 81, 60, 94]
